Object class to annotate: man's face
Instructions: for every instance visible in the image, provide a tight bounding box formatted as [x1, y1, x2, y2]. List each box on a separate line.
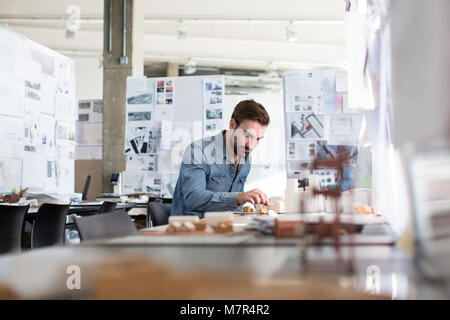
[229, 119, 266, 158]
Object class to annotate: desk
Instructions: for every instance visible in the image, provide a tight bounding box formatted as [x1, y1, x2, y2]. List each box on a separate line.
[25, 202, 139, 220]
[0, 216, 448, 299]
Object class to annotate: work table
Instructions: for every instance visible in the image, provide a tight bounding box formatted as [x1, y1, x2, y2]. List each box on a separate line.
[0, 215, 448, 299]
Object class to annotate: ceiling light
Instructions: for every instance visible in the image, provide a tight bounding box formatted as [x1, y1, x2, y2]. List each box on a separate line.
[265, 61, 279, 78]
[286, 21, 297, 42]
[176, 20, 188, 40]
[184, 58, 196, 74]
[65, 5, 81, 39]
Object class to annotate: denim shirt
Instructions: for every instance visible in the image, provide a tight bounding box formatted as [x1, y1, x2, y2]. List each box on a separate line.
[171, 130, 251, 217]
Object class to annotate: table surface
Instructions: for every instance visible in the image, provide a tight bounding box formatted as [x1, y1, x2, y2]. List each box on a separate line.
[26, 202, 139, 216]
[0, 215, 449, 299]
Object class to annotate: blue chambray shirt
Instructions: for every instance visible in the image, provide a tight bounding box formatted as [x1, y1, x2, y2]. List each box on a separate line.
[171, 130, 251, 217]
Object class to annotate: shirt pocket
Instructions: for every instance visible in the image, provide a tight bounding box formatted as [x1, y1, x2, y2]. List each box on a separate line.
[210, 175, 226, 184]
[208, 175, 228, 191]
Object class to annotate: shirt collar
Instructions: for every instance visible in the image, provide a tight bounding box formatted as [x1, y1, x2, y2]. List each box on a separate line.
[213, 130, 250, 165]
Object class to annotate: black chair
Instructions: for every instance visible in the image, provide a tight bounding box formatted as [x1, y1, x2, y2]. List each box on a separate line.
[31, 203, 70, 249]
[0, 204, 29, 254]
[74, 209, 138, 241]
[147, 201, 171, 227]
[98, 201, 117, 214]
[81, 175, 91, 201]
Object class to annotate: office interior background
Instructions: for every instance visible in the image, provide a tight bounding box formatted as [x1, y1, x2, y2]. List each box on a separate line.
[0, 0, 449, 301]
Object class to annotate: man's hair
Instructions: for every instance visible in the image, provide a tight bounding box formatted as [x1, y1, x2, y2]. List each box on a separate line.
[231, 99, 270, 127]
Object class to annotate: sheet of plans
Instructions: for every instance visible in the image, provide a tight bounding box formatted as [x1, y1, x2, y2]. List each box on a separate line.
[283, 71, 369, 189]
[0, 26, 76, 194]
[123, 75, 225, 197]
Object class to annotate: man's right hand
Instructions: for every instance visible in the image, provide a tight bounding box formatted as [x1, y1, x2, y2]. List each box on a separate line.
[236, 189, 270, 206]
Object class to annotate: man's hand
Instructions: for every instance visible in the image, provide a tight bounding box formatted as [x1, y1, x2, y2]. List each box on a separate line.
[236, 188, 270, 206]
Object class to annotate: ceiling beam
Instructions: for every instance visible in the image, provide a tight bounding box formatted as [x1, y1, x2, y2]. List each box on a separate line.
[0, 15, 344, 25]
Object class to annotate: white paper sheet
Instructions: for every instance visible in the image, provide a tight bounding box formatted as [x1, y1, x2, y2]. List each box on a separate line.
[0, 115, 24, 158]
[75, 145, 102, 160]
[75, 122, 101, 145]
[54, 158, 74, 193]
[335, 70, 348, 93]
[126, 154, 157, 171]
[123, 170, 145, 194]
[0, 158, 22, 192]
[22, 154, 45, 189]
[160, 120, 173, 150]
[284, 71, 336, 114]
[78, 100, 103, 123]
[55, 120, 75, 146]
[327, 114, 363, 146]
[287, 141, 317, 160]
[23, 101, 41, 153]
[38, 113, 56, 156]
[0, 72, 25, 117]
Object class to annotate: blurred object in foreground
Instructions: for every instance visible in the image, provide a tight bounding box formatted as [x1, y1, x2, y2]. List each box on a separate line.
[0, 284, 19, 299]
[90, 257, 388, 300]
[408, 145, 450, 281]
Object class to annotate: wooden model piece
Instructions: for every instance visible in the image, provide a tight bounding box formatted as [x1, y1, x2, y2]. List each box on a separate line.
[166, 221, 195, 233]
[255, 204, 269, 214]
[259, 207, 269, 214]
[355, 205, 378, 215]
[192, 220, 207, 231]
[274, 219, 304, 238]
[243, 206, 255, 213]
[179, 221, 196, 233]
[166, 221, 182, 233]
[211, 220, 233, 233]
[301, 153, 354, 273]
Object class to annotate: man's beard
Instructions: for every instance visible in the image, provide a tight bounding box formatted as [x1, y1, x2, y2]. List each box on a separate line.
[233, 136, 250, 158]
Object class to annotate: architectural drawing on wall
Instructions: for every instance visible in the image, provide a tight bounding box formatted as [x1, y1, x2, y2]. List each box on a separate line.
[203, 77, 225, 135]
[287, 141, 317, 160]
[123, 75, 224, 197]
[154, 78, 174, 120]
[123, 170, 145, 194]
[126, 154, 157, 171]
[124, 122, 161, 156]
[38, 113, 56, 156]
[0, 26, 76, 194]
[327, 114, 362, 146]
[76, 99, 102, 160]
[288, 113, 325, 139]
[126, 76, 153, 125]
[283, 70, 366, 184]
[23, 106, 40, 153]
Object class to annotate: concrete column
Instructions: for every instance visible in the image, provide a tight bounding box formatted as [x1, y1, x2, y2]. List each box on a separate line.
[102, 0, 143, 192]
[166, 62, 179, 77]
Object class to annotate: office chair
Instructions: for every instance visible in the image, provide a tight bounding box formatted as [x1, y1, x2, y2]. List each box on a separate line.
[147, 201, 171, 227]
[0, 204, 29, 254]
[81, 175, 91, 201]
[31, 203, 70, 249]
[98, 201, 117, 214]
[74, 209, 138, 241]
